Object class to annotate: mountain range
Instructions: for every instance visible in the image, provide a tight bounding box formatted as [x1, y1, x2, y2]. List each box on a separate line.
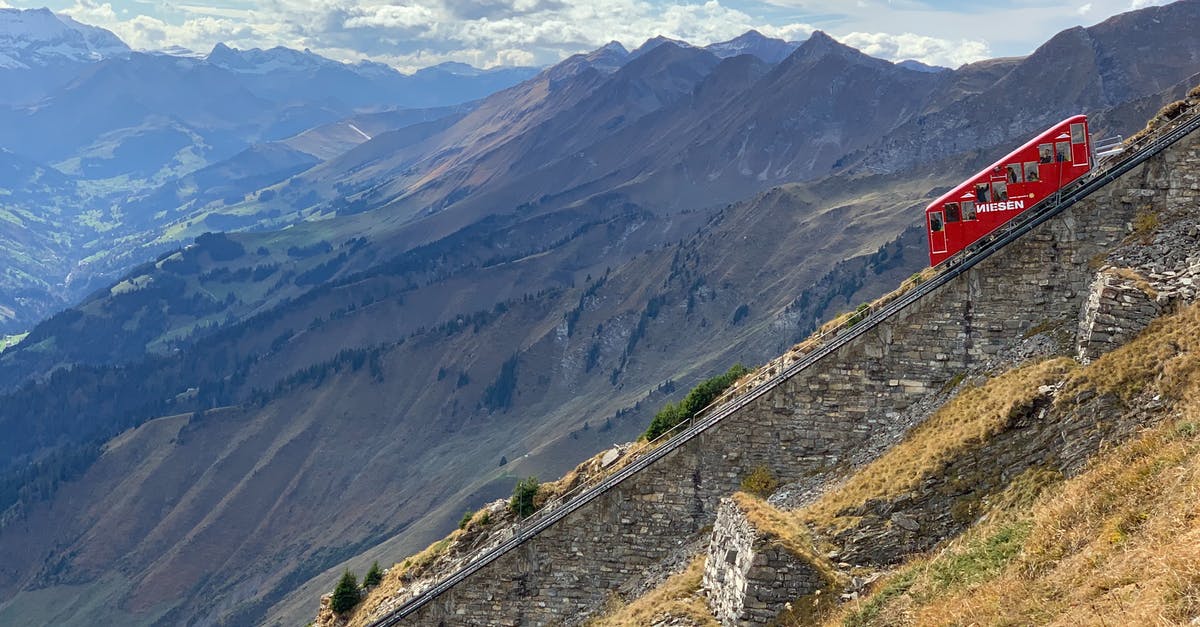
[0, 1, 1199, 626]
[0, 8, 539, 334]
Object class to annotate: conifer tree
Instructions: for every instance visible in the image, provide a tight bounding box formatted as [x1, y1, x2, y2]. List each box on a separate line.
[363, 561, 383, 588]
[330, 570, 361, 614]
[509, 476, 540, 518]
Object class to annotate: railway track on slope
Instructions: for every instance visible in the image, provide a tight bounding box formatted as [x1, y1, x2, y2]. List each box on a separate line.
[369, 108, 1200, 626]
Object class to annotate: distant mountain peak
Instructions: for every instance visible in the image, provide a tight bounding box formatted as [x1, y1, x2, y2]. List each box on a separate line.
[705, 29, 800, 64]
[897, 59, 948, 73]
[547, 40, 631, 81]
[787, 30, 871, 65]
[804, 30, 837, 48]
[153, 44, 202, 58]
[591, 41, 630, 64]
[0, 7, 129, 69]
[629, 35, 692, 60]
[600, 41, 628, 55]
[422, 61, 482, 76]
[206, 42, 381, 77]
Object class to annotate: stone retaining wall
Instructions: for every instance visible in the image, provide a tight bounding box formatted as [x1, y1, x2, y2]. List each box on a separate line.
[1076, 268, 1161, 362]
[703, 498, 828, 626]
[400, 130, 1199, 626]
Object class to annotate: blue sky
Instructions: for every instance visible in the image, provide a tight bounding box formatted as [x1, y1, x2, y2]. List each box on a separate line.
[1, 0, 1175, 71]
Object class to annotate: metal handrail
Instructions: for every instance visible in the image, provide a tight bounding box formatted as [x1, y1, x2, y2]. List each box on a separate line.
[368, 108, 1200, 626]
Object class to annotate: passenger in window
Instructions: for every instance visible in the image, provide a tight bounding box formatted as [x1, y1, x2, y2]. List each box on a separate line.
[945, 202, 961, 222]
[1056, 141, 1070, 162]
[1006, 164, 1021, 183]
[993, 181, 1008, 201]
[1025, 162, 1039, 182]
[930, 213, 943, 232]
[1039, 144, 1053, 164]
[962, 202, 976, 221]
[976, 183, 990, 203]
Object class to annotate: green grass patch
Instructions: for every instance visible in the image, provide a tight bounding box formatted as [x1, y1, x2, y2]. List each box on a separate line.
[843, 522, 1031, 627]
[843, 570, 916, 627]
[927, 521, 1030, 589]
[1, 332, 28, 352]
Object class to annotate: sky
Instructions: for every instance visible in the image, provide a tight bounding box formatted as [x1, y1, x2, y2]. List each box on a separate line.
[1, 0, 1178, 72]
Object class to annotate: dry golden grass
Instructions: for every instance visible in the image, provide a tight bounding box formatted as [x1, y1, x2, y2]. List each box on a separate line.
[825, 303, 1200, 627]
[732, 492, 840, 580]
[1108, 265, 1158, 298]
[588, 555, 718, 627]
[833, 415, 1200, 627]
[1060, 302, 1200, 407]
[1126, 89, 1198, 145]
[344, 532, 460, 626]
[345, 508, 500, 626]
[798, 358, 1077, 530]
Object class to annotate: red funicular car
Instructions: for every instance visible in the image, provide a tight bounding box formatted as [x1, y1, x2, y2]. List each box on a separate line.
[926, 115, 1093, 266]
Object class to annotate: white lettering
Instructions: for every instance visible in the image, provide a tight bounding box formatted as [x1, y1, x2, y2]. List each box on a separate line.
[976, 200, 1026, 213]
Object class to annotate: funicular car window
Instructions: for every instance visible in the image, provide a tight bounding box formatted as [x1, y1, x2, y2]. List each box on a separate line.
[1071, 123, 1086, 144]
[944, 202, 961, 222]
[1039, 144, 1053, 163]
[976, 183, 990, 203]
[962, 201, 976, 221]
[1006, 164, 1021, 183]
[1024, 162, 1039, 182]
[929, 212, 944, 232]
[992, 181, 1008, 201]
[1055, 141, 1071, 162]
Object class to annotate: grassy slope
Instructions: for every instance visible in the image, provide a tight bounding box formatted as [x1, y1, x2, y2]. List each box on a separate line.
[830, 302, 1200, 627]
[838, 417, 1199, 626]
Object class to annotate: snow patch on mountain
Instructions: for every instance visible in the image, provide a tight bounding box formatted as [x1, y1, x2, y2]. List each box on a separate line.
[0, 8, 129, 69]
[704, 30, 800, 64]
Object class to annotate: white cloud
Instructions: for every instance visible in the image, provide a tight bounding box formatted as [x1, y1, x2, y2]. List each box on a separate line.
[759, 23, 816, 43]
[20, 0, 1151, 72]
[174, 4, 256, 20]
[1129, 0, 1167, 8]
[839, 31, 989, 68]
[343, 5, 438, 30]
[32, 0, 784, 70]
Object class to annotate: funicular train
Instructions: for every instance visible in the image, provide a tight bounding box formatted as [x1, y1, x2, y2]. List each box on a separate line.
[926, 115, 1094, 266]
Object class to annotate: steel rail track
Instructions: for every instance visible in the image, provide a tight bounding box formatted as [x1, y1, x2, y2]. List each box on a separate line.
[369, 109, 1200, 626]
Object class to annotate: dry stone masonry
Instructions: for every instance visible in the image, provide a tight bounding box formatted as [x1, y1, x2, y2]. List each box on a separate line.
[392, 128, 1200, 626]
[703, 497, 830, 625]
[1076, 268, 1161, 362]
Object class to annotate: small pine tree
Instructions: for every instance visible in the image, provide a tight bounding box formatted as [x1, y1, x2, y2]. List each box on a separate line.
[330, 570, 361, 614]
[363, 561, 383, 588]
[509, 476, 540, 518]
